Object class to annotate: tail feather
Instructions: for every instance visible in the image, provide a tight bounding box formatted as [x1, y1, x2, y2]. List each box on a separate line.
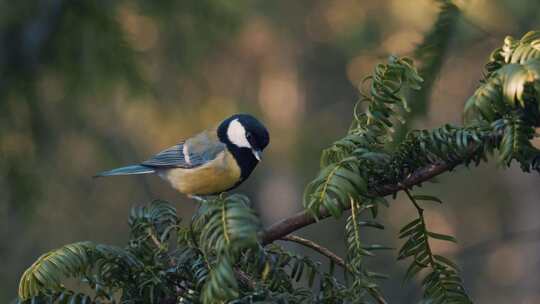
[94, 165, 155, 178]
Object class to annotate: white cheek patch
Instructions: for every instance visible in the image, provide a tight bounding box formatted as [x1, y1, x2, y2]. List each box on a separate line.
[227, 119, 251, 148]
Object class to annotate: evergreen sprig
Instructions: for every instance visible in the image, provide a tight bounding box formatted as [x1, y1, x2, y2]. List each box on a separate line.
[191, 194, 262, 303]
[17, 30, 540, 304]
[18, 241, 96, 300]
[399, 190, 471, 303]
[345, 199, 389, 303]
[304, 55, 422, 220]
[465, 31, 540, 171]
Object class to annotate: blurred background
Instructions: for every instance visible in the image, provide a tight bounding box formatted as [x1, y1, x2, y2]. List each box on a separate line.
[1, 0, 540, 302]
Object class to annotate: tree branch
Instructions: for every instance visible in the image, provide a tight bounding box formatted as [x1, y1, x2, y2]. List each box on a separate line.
[280, 234, 346, 269]
[262, 160, 454, 245]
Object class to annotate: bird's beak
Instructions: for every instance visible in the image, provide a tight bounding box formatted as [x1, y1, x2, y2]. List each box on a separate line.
[252, 149, 262, 161]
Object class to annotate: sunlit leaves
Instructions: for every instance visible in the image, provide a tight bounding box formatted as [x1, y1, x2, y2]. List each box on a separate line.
[467, 61, 540, 169]
[466, 59, 540, 121]
[499, 61, 540, 108]
[18, 242, 95, 300]
[488, 31, 540, 75]
[465, 32, 540, 171]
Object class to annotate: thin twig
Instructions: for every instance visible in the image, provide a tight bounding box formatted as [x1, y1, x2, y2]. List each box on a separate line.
[281, 234, 346, 269]
[403, 188, 423, 214]
[403, 189, 435, 267]
[281, 235, 387, 304]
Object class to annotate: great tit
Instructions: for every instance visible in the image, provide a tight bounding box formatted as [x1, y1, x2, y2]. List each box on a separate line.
[95, 114, 269, 196]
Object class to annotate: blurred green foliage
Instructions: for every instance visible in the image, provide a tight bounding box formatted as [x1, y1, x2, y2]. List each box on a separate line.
[3, 0, 540, 303]
[16, 31, 540, 303]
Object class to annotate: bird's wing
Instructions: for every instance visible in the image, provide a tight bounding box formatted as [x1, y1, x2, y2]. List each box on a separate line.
[141, 129, 225, 169]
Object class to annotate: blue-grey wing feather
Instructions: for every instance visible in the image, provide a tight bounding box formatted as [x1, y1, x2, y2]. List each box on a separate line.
[141, 142, 192, 168]
[141, 132, 225, 168]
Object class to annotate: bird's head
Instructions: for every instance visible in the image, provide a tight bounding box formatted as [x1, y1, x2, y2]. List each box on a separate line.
[218, 114, 270, 162]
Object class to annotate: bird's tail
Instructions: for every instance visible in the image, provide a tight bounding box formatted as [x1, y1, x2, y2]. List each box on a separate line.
[94, 165, 155, 178]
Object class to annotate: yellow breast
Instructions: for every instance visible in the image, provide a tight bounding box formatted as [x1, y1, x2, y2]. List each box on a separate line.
[159, 150, 241, 195]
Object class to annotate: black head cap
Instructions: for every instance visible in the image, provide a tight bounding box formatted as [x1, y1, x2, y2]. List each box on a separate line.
[217, 114, 270, 180]
[237, 114, 269, 151]
[218, 114, 269, 151]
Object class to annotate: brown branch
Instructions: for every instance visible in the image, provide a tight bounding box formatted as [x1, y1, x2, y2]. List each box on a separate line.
[259, 159, 463, 304]
[261, 130, 504, 246]
[281, 234, 346, 269]
[262, 161, 453, 245]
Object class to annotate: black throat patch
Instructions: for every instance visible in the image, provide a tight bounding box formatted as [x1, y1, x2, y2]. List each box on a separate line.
[217, 121, 259, 181]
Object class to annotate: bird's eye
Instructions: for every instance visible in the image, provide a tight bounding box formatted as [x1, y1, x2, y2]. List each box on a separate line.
[246, 132, 253, 140]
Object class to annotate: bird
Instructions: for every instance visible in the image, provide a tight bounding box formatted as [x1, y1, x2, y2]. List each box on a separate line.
[94, 114, 269, 197]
